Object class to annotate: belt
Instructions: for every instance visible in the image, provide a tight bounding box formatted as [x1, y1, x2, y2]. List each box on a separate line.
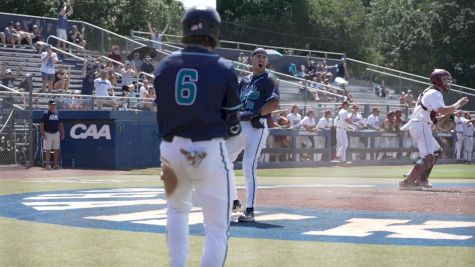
[457, 131, 464, 133]
[45, 131, 59, 134]
[465, 136, 473, 138]
[161, 135, 213, 142]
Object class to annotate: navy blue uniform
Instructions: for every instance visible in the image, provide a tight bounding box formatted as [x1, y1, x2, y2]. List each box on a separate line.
[154, 46, 241, 141]
[40, 111, 62, 133]
[239, 72, 280, 114]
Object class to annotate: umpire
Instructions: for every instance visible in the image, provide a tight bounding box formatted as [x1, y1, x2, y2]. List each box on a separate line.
[39, 99, 64, 170]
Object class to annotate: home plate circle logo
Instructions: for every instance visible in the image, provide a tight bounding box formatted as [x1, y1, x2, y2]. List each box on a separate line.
[0, 188, 474, 247]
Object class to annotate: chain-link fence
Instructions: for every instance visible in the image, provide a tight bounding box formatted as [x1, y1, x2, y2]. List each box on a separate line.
[0, 87, 37, 168]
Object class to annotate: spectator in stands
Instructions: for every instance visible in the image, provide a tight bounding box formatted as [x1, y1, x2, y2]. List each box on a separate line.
[107, 45, 122, 69]
[148, 22, 168, 50]
[0, 62, 22, 88]
[273, 111, 291, 162]
[382, 111, 397, 159]
[56, 2, 73, 50]
[14, 22, 34, 49]
[40, 99, 64, 170]
[68, 25, 86, 51]
[40, 45, 59, 93]
[81, 59, 96, 96]
[53, 65, 70, 92]
[366, 107, 383, 159]
[287, 104, 302, 128]
[120, 61, 136, 97]
[315, 110, 333, 160]
[104, 60, 117, 86]
[336, 58, 349, 79]
[3, 21, 20, 48]
[298, 109, 318, 148]
[30, 24, 45, 52]
[139, 79, 151, 98]
[349, 105, 365, 160]
[404, 90, 415, 108]
[140, 55, 154, 74]
[394, 109, 405, 131]
[130, 52, 142, 72]
[0, 29, 5, 47]
[94, 69, 117, 110]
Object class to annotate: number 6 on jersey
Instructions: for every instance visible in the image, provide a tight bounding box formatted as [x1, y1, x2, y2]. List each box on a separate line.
[175, 68, 198, 106]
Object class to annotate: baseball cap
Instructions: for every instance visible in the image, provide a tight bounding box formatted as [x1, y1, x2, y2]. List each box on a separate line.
[47, 44, 53, 49]
[8, 21, 14, 26]
[32, 24, 38, 29]
[251, 47, 267, 57]
[352, 105, 358, 109]
[342, 100, 349, 105]
[48, 99, 56, 105]
[456, 110, 462, 114]
[15, 22, 20, 26]
[5, 69, 12, 74]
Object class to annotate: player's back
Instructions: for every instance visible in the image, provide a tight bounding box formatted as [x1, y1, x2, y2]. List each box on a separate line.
[154, 46, 238, 141]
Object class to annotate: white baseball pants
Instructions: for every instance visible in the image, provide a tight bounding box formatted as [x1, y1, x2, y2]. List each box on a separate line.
[455, 132, 464, 159]
[160, 137, 234, 267]
[463, 135, 473, 161]
[226, 120, 269, 209]
[336, 128, 348, 161]
[408, 121, 441, 158]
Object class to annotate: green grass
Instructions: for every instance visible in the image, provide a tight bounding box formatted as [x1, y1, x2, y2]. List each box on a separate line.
[0, 217, 473, 267]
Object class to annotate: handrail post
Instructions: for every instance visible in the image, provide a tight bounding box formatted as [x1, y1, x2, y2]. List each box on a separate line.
[399, 72, 402, 95]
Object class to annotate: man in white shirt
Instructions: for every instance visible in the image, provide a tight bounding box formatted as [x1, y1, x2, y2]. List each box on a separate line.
[399, 69, 468, 189]
[349, 105, 364, 160]
[365, 107, 384, 159]
[298, 109, 317, 149]
[120, 61, 136, 97]
[287, 104, 302, 128]
[94, 70, 117, 110]
[454, 110, 464, 160]
[334, 101, 357, 162]
[40, 45, 59, 93]
[315, 110, 332, 160]
[462, 112, 474, 163]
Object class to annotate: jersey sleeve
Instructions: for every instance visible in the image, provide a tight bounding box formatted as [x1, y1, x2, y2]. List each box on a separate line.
[264, 75, 280, 102]
[40, 112, 48, 123]
[222, 68, 241, 111]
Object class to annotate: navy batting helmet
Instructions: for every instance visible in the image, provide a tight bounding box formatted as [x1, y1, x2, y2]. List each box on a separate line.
[182, 6, 221, 42]
[430, 69, 452, 93]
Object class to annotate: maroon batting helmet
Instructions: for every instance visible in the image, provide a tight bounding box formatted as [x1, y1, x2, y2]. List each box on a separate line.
[430, 69, 452, 93]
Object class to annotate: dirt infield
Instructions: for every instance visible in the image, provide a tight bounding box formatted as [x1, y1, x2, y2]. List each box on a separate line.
[250, 186, 475, 215]
[2, 167, 474, 216]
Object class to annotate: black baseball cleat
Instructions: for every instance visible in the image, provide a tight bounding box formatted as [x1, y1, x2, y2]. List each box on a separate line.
[232, 199, 242, 212]
[238, 208, 255, 222]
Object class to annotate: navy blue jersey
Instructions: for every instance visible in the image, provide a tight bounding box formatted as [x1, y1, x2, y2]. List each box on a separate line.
[154, 46, 241, 141]
[239, 72, 280, 114]
[41, 111, 62, 133]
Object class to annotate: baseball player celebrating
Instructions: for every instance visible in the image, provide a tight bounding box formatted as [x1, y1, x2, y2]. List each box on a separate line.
[226, 47, 280, 222]
[399, 69, 468, 189]
[154, 6, 241, 267]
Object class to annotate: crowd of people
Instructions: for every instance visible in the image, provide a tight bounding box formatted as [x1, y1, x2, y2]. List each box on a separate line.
[256, 102, 475, 164]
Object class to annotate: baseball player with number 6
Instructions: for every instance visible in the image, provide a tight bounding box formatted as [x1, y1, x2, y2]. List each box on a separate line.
[399, 69, 469, 189]
[226, 47, 280, 222]
[154, 6, 241, 267]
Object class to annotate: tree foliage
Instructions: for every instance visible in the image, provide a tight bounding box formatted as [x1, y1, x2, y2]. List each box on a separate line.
[0, 0, 184, 35]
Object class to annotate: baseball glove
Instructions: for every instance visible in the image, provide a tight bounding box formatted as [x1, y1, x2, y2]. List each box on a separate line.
[434, 114, 454, 132]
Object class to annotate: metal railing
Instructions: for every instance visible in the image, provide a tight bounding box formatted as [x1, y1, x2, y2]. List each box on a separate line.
[46, 35, 85, 51]
[131, 30, 347, 59]
[367, 68, 475, 98]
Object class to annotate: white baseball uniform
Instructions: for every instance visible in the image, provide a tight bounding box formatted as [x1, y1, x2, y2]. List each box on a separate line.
[349, 112, 364, 160]
[366, 113, 383, 159]
[315, 117, 332, 160]
[462, 118, 474, 161]
[335, 108, 349, 161]
[298, 116, 315, 148]
[454, 115, 465, 159]
[287, 112, 301, 128]
[404, 88, 443, 158]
